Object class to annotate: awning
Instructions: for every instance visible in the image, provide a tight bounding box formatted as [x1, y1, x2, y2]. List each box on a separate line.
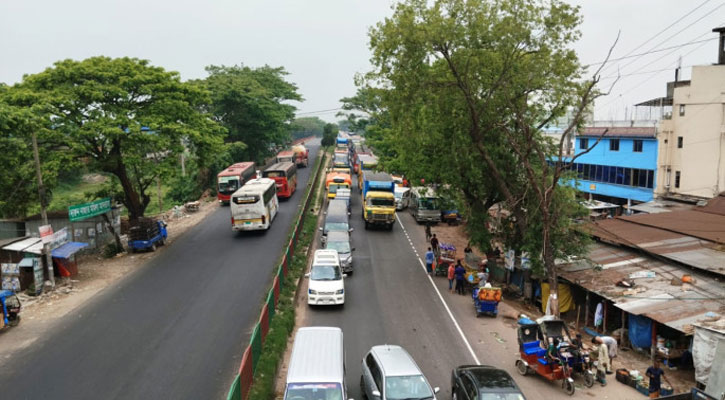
[52, 242, 89, 259]
[1, 237, 41, 252]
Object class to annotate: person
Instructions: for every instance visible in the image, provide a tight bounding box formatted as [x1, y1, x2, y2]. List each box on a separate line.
[493, 246, 502, 258]
[546, 337, 562, 366]
[592, 336, 617, 373]
[447, 263, 456, 293]
[424, 222, 432, 241]
[646, 359, 672, 398]
[476, 262, 489, 287]
[593, 338, 611, 376]
[424, 247, 435, 274]
[430, 234, 440, 257]
[454, 260, 466, 295]
[464, 243, 472, 254]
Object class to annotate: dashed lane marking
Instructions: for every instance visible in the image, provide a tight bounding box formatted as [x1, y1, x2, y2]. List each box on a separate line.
[395, 213, 481, 365]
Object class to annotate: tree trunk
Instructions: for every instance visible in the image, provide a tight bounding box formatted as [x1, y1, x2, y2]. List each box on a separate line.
[101, 212, 123, 252]
[542, 208, 560, 317]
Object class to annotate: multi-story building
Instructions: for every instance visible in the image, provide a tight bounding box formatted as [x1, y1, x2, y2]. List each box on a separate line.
[569, 127, 658, 204]
[638, 27, 725, 200]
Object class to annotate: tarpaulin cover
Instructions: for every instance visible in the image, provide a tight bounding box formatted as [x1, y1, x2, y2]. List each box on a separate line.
[541, 282, 573, 314]
[693, 325, 725, 385]
[628, 314, 653, 348]
[51, 242, 88, 259]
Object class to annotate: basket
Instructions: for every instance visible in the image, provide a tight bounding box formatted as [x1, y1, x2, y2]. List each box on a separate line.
[615, 369, 631, 385]
[660, 387, 673, 396]
[635, 382, 649, 396]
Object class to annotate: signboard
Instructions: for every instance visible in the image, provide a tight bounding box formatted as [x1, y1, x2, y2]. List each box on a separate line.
[68, 198, 111, 222]
[39, 224, 54, 244]
[49, 227, 69, 250]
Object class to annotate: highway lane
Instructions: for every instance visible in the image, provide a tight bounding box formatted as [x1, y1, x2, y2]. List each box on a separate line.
[300, 175, 476, 400]
[0, 141, 320, 400]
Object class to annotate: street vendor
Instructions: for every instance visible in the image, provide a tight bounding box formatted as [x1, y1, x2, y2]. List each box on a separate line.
[476, 261, 489, 287]
[646, 358, 673, 398]
[592, 335, 618, 373]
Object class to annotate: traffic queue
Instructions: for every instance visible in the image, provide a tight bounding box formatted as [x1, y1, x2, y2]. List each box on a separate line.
[222, 142, 309, 232]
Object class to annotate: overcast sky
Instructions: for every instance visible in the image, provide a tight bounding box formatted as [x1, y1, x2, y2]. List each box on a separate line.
[1, 0, 722, 122]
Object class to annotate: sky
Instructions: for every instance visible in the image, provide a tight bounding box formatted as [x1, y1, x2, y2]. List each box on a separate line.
[1, 0, 722, 123]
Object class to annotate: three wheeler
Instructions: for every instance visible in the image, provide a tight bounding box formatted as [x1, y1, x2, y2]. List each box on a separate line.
[0, 290, 21, 328]
[471, 285, 501, 317]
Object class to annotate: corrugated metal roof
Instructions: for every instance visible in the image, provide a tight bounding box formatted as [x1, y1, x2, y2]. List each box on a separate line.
[578, 126, 657, 138]
[619, 211, 725, 244]
[559, 243, 725, 334]
[1, 237, 41, 252]
[699, 193, 725, 216]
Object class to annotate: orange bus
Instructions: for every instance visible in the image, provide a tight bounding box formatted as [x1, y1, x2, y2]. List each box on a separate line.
[263, 162, 298, 199]
[217, 162, 257, 204]
[325, 172, 352, 199]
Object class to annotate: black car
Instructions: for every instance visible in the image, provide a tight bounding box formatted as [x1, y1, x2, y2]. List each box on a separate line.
[451, 365, 526, 400]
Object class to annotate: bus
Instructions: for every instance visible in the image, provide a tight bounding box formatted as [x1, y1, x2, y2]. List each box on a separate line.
[263, 162, 298, 199]
[230, 178, 279, 231]
[217, 162, 257, 204]
[325, 172, 352, 199]
[276, 150, 297, 165]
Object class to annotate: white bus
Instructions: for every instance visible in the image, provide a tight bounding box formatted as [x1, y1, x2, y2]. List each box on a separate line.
[230, 178, 279, 231]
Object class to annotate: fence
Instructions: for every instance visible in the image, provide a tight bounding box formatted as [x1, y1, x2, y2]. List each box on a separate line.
[226, 148, 324, 400]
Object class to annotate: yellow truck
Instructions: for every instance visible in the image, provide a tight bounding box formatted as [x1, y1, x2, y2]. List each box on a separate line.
[361, 171, 396, 230]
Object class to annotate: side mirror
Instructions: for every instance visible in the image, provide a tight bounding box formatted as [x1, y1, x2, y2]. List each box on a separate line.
[434, 387, 440, 394]
[372, 391, 381, 398]
[304, 273, 310, 278]
[349, 228, 354, 233]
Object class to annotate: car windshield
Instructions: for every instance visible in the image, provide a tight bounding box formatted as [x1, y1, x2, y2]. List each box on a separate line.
[326, 241, 350, 254]
[310, 265, 341, 281]
[418, 198, 439, 210]
[479, 394, 525, 400]
[384, 375, 433, 400]
[368, 198, 395, 207]
[285, 383, 343, 400]
[394, 192, 403, 199]
[325, 222, 349, 232]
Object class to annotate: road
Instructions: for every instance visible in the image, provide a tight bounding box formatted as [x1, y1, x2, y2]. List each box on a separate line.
[0, 141, 321, 400]
[300, 173, 628, 400]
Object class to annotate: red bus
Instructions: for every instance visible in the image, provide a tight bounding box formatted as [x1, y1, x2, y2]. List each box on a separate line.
[262, 162, 297, 199]
[217, 162, 257, 204]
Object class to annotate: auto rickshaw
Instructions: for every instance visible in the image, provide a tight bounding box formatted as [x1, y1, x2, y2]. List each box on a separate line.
[537, 317, 598, 388]
[515, 317, 577, 395]
[0, 290, 21, 328]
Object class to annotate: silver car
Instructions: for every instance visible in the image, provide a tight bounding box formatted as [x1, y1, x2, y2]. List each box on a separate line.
[324, 231, 354, 275]
[361, 345, 439, 400]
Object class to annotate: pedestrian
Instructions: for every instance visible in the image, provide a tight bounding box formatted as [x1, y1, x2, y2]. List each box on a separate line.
[592, 336, 618, 373]
[454, 260, 466, 295]
[431, 234, 440, 258]
[646, 359, 672, 398]
[464, 243, 472, 254]
[424, 247, 435, 274]
[447, 263, 455, 293]
[425, 222, 432, 241]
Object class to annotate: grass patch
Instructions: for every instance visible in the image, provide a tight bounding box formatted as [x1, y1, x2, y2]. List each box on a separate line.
[247, 151, 327, 400]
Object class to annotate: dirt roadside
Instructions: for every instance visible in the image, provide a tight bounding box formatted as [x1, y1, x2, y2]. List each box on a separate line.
[0, 198, 219, 365]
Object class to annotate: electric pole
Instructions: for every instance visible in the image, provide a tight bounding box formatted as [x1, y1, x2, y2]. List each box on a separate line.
[31, 131, 55, 289]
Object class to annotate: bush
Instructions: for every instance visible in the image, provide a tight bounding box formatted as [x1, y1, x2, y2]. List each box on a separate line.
[167, 170, 203, 204]
[102, 242, 124, 258]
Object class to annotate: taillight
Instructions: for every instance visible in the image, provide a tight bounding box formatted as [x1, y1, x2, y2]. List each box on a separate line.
[231, 217, 234, 225]
[261, 215, 266, 224]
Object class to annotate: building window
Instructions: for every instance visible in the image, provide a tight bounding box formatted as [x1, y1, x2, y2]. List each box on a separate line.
[675, 171, 681, 188]
[679, 104, 685, 116]
[574, 162, 654, 189]
[677, 136, 683, 148]
[633, 140, 643, 152]
[579, 138, 589, 150]
[609, 139, 620, 151]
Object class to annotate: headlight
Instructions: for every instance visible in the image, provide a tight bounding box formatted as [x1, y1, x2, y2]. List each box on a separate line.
[336, 289, 344, 294]
[308, 289, 317, 295]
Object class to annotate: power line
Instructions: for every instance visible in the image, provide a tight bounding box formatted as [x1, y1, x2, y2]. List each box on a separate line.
[585, 37, 717, 68]
[296, 108, 343, 116]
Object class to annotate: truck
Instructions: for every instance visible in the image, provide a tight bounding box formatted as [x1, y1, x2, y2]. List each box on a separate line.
[128, 219, 167, 252]
[361, 172, 396, 230]
[291, 144, 309, 167]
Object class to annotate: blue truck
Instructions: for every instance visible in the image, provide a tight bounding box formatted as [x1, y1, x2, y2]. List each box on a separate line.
[128, 220, 167, 252]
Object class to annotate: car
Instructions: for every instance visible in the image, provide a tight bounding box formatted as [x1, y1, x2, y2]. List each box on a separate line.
[324, 231, 354, 275]
[306, 250, 345, 306]
[451, 365, 526, 400]
[361, 345, 439, 400]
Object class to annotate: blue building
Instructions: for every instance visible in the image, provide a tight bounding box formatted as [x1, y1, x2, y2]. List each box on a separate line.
[569, 127, 658, 204]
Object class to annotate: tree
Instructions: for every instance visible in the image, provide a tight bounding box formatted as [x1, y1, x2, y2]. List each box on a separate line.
[367, 0, 613, 314]
[21, 57, 225, 221]
[202, 65, 302, 163]
[290, 116, 326, 139]
[321, 123, 338, 147]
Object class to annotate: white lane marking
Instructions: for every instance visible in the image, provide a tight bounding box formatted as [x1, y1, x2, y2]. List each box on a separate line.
[395, 213, 481, 365]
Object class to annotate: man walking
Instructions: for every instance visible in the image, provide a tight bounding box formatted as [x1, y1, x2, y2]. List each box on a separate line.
[424, 247, 435, 274]
[646, 359, 672, 398]
[425, 221, 432, 241]
[454, 260, 466, 295]
[431, 234, 440, 258]
[447, 263, 455, 293]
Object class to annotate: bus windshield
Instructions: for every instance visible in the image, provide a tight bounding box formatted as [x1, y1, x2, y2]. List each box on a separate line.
[285, 383, 342, 400]
[310, 265, 342, 281]
[218, 177, 239, 194]
[418, 198, 439, 210]
[328, 184, 349, 194]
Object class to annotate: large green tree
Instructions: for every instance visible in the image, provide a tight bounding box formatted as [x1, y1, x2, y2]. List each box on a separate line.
[367, 0, 612, 313]
[202, 65, 302, 163]
[290, 116, 326, 139]
[21, 57, 225, 221]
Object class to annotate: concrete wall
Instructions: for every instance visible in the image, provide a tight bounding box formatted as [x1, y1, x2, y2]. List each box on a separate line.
[656, 65, 725, 198]
[23, 207, 122, 252]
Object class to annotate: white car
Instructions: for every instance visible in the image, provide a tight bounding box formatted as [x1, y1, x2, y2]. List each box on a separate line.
[394, 187, 411, 210]
[306, 249, 345, 306]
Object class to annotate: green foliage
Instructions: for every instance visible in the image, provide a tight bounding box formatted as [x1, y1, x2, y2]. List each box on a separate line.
[321, 123, 338, 147]
[290, 116, 326, 139]
[202, 65, 302, 163]
[19, 56, 225, 221]
[365, 0, 596, 278]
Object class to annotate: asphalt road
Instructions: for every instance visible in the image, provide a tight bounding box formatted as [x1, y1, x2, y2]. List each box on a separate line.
[301, 174, 477, 400]
[0, 141, 321, 400]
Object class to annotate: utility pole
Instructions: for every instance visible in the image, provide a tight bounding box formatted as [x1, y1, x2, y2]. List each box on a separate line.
[31, 132, 55, 289]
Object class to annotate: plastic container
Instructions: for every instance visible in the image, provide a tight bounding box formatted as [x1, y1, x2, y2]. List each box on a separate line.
[615, 369, 630, 385]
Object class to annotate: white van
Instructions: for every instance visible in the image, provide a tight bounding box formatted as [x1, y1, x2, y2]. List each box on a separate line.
[306, 249, 345, 306]
[394, 186, 411, 210]
[285, 327, 348, 400]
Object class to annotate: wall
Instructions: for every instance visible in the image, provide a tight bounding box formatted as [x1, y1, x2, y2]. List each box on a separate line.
[657, 65, 725, 199]
[23, 207, 122, 251]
